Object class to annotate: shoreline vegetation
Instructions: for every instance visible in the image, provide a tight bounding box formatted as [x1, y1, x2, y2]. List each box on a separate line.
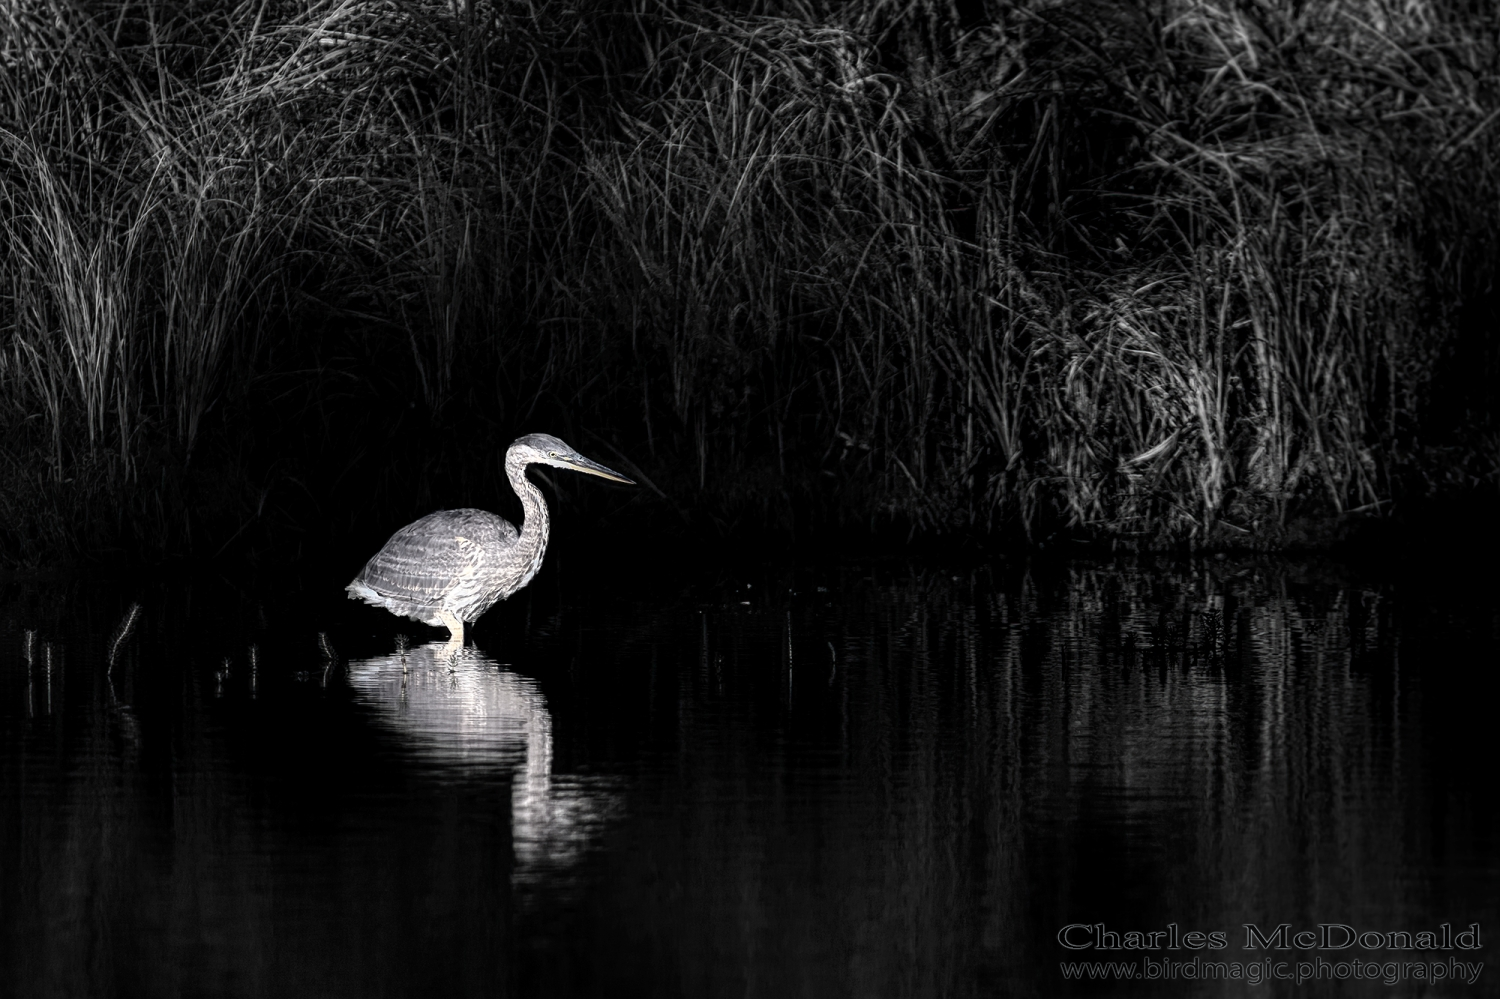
[2, 0, 1497, 567]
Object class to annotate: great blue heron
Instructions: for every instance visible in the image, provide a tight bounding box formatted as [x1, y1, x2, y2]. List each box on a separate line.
[346, 433, 634, 646]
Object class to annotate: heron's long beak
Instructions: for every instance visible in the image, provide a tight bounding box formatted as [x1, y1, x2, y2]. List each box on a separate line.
[564, 454, 636, 485]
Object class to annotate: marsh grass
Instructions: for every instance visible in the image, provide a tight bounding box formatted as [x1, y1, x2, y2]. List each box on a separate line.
[1, 0, 1497, 564]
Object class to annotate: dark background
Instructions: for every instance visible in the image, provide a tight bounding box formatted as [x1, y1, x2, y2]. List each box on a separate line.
[2, 0, 1498, 568]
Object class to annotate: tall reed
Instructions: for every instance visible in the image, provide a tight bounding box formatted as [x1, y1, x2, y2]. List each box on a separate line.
[1, 0, 1496, 563]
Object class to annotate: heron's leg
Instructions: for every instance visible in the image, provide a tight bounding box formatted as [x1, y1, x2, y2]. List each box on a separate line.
[436, 609, 465, 647]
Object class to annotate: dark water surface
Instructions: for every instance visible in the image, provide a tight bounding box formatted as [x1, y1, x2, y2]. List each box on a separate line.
[1, 556, 1495, 998]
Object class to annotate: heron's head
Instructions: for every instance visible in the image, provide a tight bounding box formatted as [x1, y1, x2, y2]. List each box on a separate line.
[508, 433, 636, 485]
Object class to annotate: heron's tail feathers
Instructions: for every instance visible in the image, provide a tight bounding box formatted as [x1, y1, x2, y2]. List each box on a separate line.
[346, 579, 443, 627]
[346, 580, 384, 605]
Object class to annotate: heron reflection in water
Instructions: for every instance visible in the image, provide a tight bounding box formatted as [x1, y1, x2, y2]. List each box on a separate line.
[347, 642, 620, 875]
[347, 434, 634, 648]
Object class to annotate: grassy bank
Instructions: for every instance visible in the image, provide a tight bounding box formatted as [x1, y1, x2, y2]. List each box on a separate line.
[2, 0, 1497, 566]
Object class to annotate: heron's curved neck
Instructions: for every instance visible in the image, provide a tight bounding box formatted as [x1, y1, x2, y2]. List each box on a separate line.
[506, 455, 551, 560]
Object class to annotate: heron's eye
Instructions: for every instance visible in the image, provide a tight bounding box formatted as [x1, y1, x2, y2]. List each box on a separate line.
[549, 451, 558, 457]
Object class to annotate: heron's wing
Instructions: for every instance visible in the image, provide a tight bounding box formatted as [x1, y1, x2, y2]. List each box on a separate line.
[352, 509, 516, 604]
[450, 509, 519, 548]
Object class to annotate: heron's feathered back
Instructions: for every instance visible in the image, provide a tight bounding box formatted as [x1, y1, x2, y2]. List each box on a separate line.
[347, 508, 522, 625]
